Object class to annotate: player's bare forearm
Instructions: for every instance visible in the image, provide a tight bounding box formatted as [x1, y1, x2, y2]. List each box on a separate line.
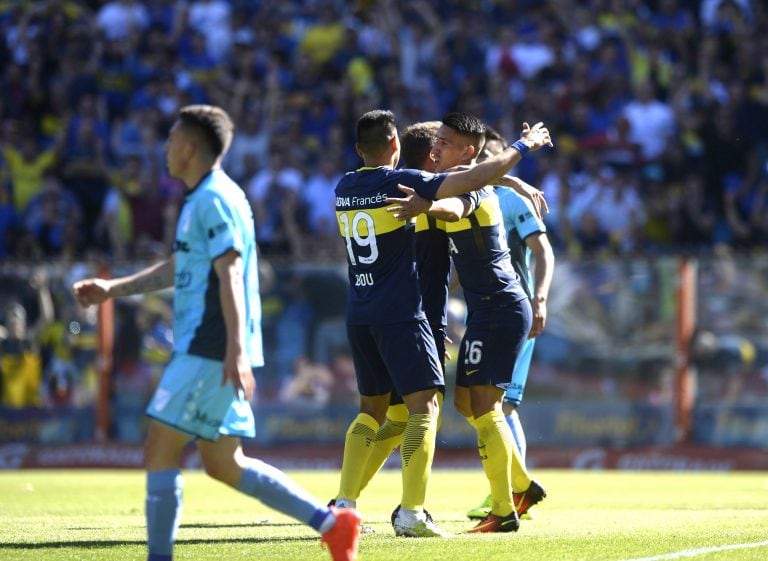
[109, 257, 176, 297]
[426, 198, 471, 222]
[387, 186, 470, 222]
[496, 177, 549, 217]
[528, 233, 555, 337]
[436, 122, 552, 200]
[215, 251, 247, 352]
[214, 249, 254, 399]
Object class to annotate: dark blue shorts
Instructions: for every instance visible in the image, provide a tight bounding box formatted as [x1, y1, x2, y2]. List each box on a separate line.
[390, 324, 447, 405]
[347, 319, 445, 398]
[455, 299, 532, 389]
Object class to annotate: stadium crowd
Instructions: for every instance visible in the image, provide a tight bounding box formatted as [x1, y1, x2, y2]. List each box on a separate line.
[2, 0, 768, 418]
[0, 0, 767, 263]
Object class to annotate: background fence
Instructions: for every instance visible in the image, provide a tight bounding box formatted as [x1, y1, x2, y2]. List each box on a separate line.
[2, 253, 767, 461]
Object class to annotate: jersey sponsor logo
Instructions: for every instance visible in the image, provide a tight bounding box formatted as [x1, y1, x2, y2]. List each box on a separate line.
[173, 240, 190, 253]
[176, 270, 192, 288]
[336, 192, 387, 208]
[466, 368, 480, 376]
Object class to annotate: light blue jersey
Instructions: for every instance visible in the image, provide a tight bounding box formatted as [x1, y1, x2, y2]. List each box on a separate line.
[172, 169, 263, 367]
[496, 187, 546, 299]
[497, 187, 546, 406]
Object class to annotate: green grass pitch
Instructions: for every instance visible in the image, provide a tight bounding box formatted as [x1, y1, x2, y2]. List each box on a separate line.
[1, 469, 767, 561]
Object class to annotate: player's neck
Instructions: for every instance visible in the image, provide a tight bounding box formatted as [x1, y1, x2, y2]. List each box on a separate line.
[362, 157, 394, 169]
[182, 162, 219, 189]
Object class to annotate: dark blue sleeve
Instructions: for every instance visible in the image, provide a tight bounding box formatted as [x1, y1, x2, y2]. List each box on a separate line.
[459, 190, 482, 213]
[396, 168, 447, 200]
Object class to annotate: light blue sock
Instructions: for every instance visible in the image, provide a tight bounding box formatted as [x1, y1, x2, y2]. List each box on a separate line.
[506, 409, 527, 462]
[236, 458, 333, 533]
[146, 469, 183, 561]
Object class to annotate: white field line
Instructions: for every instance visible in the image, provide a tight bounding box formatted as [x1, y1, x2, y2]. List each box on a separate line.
[621, 541, 768, 561]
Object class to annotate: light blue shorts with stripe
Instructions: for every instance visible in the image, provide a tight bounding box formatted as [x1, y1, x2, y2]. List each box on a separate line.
[503, 337, 536, 406]
[145, 353, 256, 441]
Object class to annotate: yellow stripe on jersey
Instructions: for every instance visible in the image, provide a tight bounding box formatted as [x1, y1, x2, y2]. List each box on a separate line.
[444, 197, 502, 233]
[336, 205, 408, 236]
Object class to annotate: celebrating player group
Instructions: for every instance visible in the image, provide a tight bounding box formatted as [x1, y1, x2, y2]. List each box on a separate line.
[71, 103, 553, 561]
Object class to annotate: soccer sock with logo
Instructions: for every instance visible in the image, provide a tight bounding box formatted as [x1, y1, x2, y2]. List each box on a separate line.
[506, 408, 527, 463]
[358, 404, 408, 496]
[336, 413, 379, 502]
[236, 458, 334, 533]
[400, 412, 438, 511]
[146, 469, 183, 561]
[474, 410, 515, 517]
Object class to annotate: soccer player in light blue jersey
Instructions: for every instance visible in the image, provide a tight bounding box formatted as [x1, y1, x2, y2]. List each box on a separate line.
[72, 105, 361, 561]
[465, 126, 555, 522]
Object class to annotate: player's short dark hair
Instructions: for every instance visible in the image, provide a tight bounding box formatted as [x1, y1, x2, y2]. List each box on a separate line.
[479, 125, 509, 160]
[400, 121, 440, 169]
[356, 109, 397, 156]
[178, 104, 234, 161]
[484, 125, 508, 148]
[441, 111, 486, 155]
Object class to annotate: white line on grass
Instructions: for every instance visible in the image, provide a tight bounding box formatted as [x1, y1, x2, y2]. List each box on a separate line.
[621, 541, 768, 561]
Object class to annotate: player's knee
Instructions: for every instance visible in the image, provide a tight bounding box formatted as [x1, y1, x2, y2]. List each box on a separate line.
[453, 395, 472, 418]
[503, 402, 519, 416]
[201, 455, 239, 486]
[386, 403, 409, 423]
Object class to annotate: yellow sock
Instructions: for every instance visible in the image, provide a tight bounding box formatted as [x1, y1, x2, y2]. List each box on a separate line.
[336, 413, 379, 501]
[400, 412, 438, 510]
[435, 392, 445, 431]
[510, 436, 532, 493]
[475, 410, 514, 516]
[358, 404, 408, 495]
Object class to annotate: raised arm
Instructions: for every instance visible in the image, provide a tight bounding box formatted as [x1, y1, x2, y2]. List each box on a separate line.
[72, 256, 176, 307]
[435, 122, 552, 199]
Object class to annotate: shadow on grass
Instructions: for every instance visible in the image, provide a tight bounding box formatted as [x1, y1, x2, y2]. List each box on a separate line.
[183, 522, 302, 528]
[0, 534, 318, 550]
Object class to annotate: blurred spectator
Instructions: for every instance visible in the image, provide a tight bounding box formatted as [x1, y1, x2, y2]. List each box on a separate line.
[303, 155, 343, 239]
[278, 357, 334, 408]
[246, 147, 307, 256]
[96, 0, 150, 42]
[0, 269, 53, 408]
[23, 172, 82, 258]
[0, 0, 765, 261]
[1, 124, 63, 214]
[622, 82, 676, 162]
[187, 0, 232, 62]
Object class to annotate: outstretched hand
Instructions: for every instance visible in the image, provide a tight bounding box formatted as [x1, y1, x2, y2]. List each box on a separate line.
[385, 184, 431, 220]
[519, 121, 554, 152]
[72, 278, 112, 308]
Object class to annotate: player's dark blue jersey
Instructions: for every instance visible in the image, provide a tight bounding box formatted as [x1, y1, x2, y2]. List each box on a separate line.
[446, 187, 528, 311]
[414, 190, 480, 328]
[415, 216, 450, 328]
[335, 166, 446, 325]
